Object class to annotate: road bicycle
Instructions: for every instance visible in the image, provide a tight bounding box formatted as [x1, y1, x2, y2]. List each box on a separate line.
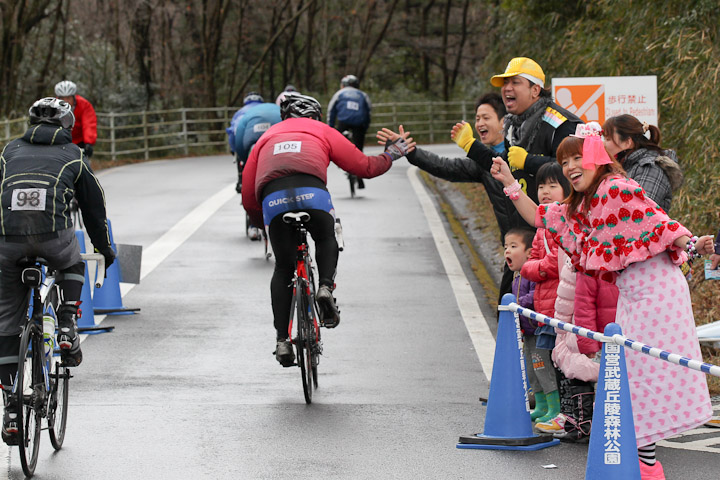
[10, 253, 104, 477]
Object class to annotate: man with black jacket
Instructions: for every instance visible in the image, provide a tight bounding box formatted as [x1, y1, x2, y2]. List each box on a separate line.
[0, 98, 115, 444]
[452, 57, 583, 204]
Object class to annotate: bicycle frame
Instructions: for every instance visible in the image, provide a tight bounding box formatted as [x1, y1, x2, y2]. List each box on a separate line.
[287, 225, 320, 342]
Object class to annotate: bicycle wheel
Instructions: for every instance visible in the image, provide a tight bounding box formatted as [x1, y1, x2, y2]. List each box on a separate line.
[295, 288, 314, 404]
[48, 362, 69, 450]
[16, 324, 42, 477]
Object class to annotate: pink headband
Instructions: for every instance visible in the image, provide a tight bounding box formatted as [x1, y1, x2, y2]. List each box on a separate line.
[570, 122, 613, 170]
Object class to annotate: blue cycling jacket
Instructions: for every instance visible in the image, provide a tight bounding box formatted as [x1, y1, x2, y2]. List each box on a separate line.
[233, 103, 282, 161]
[327, 87, 371, 128]
[226, 101, 262, 152]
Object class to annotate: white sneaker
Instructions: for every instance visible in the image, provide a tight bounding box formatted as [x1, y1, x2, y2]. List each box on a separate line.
[248, 227, 261, 241]
[536, 414, 566, 433]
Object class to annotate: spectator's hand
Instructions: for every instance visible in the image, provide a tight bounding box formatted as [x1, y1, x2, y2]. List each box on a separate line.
[490, 156, 514, 187]
[508, 146, 528, 170]
[450, 122, 475, 153]
[96, 245, 116, 273]
[696, 235, 716, 255]
[710, 253, 720, 270]
[83, 144, 94, 158]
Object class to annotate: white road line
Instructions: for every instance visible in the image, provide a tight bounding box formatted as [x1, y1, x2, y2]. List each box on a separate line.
[1, 183, 237, 478]
[407, 166, 495, 381]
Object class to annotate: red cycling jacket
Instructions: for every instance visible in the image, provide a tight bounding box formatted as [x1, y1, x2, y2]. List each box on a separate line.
[72, 95, 97, 146]
[241, 117, 392, 226]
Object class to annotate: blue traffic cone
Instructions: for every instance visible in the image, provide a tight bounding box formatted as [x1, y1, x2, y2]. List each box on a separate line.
[457, 293, 559, 450]
[75, 230, 96, 328]
[585, 323, 641, 479]
[93, 220, 139, 315]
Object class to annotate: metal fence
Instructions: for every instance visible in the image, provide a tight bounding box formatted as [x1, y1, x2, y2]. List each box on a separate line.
[0, 101, 476, 161]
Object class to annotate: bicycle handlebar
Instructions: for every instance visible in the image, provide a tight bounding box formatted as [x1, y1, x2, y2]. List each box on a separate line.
[80, 253, 105, 289]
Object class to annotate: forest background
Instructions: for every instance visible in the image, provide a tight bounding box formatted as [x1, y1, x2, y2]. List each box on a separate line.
[1, 0, 719, 382]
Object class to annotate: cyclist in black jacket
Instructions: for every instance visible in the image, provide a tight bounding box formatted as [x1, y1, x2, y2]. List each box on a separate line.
[0, 98, 115, 444]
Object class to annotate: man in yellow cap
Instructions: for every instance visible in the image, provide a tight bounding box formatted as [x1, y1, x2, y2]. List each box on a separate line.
[452, 57, 582, 204]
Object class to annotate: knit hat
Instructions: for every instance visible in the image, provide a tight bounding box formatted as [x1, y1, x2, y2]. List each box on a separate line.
[491, 57, 545, 88]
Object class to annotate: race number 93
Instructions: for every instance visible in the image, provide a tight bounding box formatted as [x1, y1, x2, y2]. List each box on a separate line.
[11, 188, 46, 211]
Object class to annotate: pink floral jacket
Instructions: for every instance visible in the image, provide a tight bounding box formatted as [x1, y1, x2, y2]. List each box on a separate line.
[536, 175, 691, 282]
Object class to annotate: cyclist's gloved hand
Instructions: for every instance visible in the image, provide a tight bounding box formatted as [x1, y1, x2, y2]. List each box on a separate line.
[83, 144, 94, 158]
[384, 137, 410, 161]
[451, 122, 476, 153]
[96, 246, 116, 272]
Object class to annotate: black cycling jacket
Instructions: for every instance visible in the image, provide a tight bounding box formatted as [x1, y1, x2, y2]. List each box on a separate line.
[0, 124, 111, 250]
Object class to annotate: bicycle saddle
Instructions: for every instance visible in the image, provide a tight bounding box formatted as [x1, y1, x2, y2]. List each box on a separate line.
[283, 211, 311, 225]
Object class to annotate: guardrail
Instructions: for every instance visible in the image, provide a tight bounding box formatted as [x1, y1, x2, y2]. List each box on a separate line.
[0, 101, 476, 161]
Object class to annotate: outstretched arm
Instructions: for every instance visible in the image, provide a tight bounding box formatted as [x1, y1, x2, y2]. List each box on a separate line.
[490, 156, 538, 226]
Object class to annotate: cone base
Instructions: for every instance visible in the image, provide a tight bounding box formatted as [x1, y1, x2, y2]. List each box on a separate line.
[457, 433, 559, 451]
[94, 307, 140, 315]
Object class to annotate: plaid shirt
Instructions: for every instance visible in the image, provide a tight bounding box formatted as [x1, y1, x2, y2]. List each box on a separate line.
[622, 148, 680, 213]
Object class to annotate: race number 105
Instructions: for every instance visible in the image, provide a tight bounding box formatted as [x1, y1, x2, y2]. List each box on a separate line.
[273, 141, 302, 155]
[11, 188, 46, 211]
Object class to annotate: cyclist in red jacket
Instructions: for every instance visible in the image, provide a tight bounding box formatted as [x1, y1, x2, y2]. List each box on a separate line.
[54, 80, 97, 158]
[242, 92, 414, 367]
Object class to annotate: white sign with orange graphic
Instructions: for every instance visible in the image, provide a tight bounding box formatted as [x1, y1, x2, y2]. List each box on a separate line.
[551, 76, 657, 126]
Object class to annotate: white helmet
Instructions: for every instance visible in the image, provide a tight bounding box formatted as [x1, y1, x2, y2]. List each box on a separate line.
[54, 80, 77, 97]
[28, 97, 75, 129]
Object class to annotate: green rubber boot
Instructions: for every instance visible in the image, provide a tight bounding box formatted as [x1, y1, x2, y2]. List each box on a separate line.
[536, 389, 560, 423]
[530, 391, 547, 420]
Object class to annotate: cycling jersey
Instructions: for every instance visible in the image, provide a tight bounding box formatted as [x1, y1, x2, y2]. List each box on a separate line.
[0, 124, 110, 251]
[226, 101, 262, 152]
[233, 103, 282, 161]
[327, 86, 371, 128]
[71, 95, 97, 146]
[241, 117, 392, 227]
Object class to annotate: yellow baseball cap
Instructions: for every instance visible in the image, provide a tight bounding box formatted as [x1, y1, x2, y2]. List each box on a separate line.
[490, 57, 545, 88]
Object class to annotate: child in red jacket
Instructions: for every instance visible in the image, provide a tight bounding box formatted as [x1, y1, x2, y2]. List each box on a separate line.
[520, 163, 571, 428]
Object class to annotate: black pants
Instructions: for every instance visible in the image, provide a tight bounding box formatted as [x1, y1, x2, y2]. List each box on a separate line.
[268, 209, 337, 340]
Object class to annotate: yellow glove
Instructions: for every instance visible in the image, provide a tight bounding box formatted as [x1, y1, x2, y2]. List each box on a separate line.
[508, 146, 528, 170]
[452, 122, 476, 153]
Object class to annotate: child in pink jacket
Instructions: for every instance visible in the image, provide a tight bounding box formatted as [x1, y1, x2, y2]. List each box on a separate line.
[520, 163, 570, 429]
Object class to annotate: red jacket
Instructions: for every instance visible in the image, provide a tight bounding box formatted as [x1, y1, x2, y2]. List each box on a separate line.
[521, 228, 559, 317]
[72, 95, 97, 145]
[241, 118, 392, 226]
[574, 273, 619, 354]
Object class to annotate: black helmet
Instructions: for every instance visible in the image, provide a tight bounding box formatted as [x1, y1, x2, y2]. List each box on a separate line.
[280, 92, 322, 121]
[28, 97, 75, 129]
[341, 75, 359, 88]
[243, 92, 264, 104]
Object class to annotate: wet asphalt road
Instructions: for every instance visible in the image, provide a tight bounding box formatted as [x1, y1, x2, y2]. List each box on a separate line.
[2, 145, 717, 479]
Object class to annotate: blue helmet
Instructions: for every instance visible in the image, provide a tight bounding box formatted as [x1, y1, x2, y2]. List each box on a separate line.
[243, 92, 264, 105]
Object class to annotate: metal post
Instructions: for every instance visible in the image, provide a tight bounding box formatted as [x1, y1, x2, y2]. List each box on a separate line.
[110, 113, 116, 161]
[392, 104, 397, 127]
[429, 102, 434, 143]
[142, 111, 149, 161]
[4, 119, 9, 142]
[181, 109, 189, 156]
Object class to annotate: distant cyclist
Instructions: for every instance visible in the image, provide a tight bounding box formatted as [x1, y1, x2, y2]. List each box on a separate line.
[275, 84, 297, 106]
[0, 98, 115, 444]
[234, 101, 282, 239]
[241, 92, 414, 367]
[54, 80, 97, 158]
[227, 92, 265, 192]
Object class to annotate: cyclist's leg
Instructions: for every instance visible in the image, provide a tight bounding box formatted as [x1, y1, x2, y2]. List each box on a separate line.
[305, 210, 341, 326]
[351, 126, 367, 188]
[0, 244, 28, 444]
[267, 216, 297, 366]
[235, 153, 245, 193]
[267, 217, 295, 337]
[41, 230, 84, 366]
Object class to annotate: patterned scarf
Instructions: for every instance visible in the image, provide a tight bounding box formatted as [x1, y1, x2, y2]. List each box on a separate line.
[504, 97, 552, 149]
